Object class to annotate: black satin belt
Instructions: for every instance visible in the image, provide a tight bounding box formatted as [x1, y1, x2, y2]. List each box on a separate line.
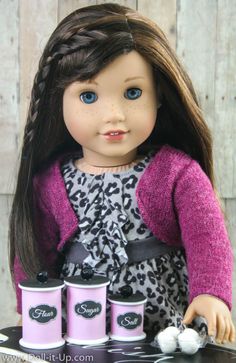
[65, 236, 182, 265]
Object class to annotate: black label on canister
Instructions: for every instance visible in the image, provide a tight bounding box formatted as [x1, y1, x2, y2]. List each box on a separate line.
[117, 312, 142, 329]
[29, 304, 57, 323]
[75, 300, 102, 319]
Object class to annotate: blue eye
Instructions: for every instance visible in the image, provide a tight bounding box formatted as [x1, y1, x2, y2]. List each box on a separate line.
[80, 92, 98, 104]
[125, 88, 142, 100]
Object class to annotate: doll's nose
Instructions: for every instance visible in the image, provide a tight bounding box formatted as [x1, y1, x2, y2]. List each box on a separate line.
[103, 102, 126, 124]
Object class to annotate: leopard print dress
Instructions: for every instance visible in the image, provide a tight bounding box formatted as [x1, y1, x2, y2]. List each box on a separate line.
[60, 153, 206, 335]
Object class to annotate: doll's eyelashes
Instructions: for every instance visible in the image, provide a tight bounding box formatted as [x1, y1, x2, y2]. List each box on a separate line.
[80, 92, 98, 104]
[125, 88, 142, 100]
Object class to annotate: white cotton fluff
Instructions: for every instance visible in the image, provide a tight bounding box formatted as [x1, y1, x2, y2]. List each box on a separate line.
[157, 331, 177, 354]
[177, 328, 201, 355]
[162, 326, 180, 339]
[156, 327, 180, 354]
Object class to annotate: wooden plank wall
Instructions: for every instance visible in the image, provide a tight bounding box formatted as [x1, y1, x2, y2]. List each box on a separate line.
[0, 0, 235, 335]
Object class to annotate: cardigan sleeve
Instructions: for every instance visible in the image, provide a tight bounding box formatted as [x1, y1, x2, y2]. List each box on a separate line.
[13, 177, 60, 315]
[174, 159, 233, 310]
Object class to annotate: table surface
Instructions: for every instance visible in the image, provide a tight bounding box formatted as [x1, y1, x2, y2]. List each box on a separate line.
[1, 327, 236, 363]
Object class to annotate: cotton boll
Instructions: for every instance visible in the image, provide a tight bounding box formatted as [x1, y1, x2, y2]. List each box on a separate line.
[181, 328, 200, 340]
[178, 337, 199, 355]
[178, 328, 200, 355]
[157, 331, 177, 354]
[163, 326, 180, 339]
[155, 326, 181, 354]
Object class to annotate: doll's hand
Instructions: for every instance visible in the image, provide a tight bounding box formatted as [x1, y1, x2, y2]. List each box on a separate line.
[183, 294, 235, 344]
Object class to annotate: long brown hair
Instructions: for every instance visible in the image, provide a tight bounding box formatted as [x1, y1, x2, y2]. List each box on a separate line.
[9, 3, 214, 278]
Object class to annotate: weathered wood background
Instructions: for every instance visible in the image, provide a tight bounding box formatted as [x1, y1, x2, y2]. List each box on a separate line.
[0, 0, 235, 342]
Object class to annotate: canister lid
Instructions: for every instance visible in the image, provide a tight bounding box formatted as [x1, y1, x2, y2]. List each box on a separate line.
[19, 271, 64, 291]
[109, 293, 147, 304]
[64, 275, 110, 288]
[108, 285, 147, 305]
[64, 265, 110, 288]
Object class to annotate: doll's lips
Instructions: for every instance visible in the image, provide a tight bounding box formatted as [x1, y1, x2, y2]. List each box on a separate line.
[103, 130, 128, 135]
[102, 130, 129, 141]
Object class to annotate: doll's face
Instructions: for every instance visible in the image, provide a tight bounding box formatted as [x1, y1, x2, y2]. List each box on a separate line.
[63, 50, 158, 166]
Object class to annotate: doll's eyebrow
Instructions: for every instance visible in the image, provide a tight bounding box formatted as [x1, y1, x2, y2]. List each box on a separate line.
[124, 76, 144, 82]
[86, 76, 144, 86]
[87, 80, 99, 86]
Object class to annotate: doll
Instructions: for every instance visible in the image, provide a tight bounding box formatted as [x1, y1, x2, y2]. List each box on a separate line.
[9, 3, 235, 344]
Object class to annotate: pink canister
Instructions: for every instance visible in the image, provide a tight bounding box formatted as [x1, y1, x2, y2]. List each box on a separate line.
[109, 286, 147, 341]
[64, 271, 110, 345]
[19, 272, 65, 349]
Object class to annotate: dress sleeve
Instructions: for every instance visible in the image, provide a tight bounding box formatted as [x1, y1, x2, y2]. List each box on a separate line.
[13, 178, 60, 314]
[174, 160, 233, 310]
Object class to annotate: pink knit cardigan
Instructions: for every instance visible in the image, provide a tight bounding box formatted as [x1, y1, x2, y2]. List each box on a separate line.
[14, 145, 233, 314]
